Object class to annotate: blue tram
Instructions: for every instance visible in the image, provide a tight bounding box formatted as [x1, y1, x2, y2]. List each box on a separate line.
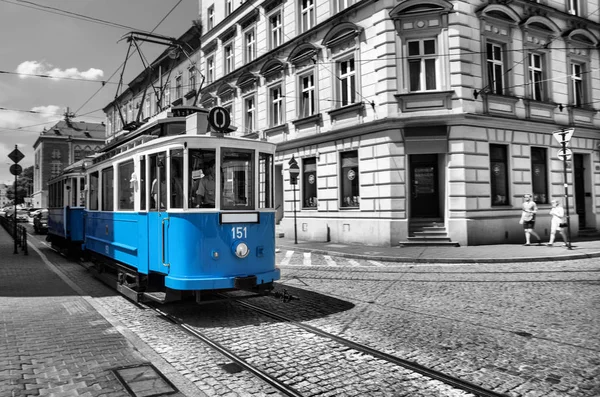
[48, 107, 280, 302]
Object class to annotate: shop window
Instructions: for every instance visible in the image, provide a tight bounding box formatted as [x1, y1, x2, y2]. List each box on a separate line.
[302, 157, 317, 208]
[118, 160, 135, 211]
[531, 147, 548, 204]
[490, 144, 509, 206]
[340, 151, 359, 208]
[102, 167, 114, 211]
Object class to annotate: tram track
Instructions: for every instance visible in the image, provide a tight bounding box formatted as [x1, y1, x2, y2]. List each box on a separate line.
[137, 293, 507, 397]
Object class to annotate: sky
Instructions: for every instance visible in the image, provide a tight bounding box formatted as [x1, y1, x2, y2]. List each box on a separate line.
[0, 0, 200, 184]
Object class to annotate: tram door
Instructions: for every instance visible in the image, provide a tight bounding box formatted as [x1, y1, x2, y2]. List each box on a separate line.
[147, 152, 169, 274]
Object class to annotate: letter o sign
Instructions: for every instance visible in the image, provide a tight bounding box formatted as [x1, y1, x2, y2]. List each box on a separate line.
[208, 107, 231, 131]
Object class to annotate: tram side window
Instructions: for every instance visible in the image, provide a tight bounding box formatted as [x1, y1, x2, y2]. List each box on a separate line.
[150, 153, 166, 210]
[221, 148, 254, 210]
[79, 177, 86, 207]
[259, 152, 273, 208]
[189, 149, 216, 208]
[170, 149, 184, 209]
[140, 157, 146, 210]
[118, 160, 135, 211]
[89, 172, 99, 210]
[71, 178, 78, 207]
[102, 167, 114, 211]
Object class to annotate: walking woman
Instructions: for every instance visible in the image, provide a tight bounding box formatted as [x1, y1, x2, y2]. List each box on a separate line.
[547, 200, 569, 247]
[520, 193, 542, 246]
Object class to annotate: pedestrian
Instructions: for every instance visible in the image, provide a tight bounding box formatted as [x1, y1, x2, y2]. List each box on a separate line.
[519, 193, 542, 246]
[546, 199, 569, 247]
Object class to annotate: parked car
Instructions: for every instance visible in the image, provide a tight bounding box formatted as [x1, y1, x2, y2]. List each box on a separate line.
[33, 209, 48, 233]
[16, 209, 29, 222]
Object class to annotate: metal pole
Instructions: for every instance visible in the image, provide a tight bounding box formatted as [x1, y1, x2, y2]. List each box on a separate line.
[293, 183, 297, 244]
[13, 171, 18, 254]
[562, 140, 572, 250]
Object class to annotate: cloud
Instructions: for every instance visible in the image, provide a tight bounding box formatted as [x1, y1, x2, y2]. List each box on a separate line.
[16, 61, 104, 80]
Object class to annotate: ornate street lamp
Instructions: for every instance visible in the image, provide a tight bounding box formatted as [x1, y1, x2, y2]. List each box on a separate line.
[288, 155, 300, 244]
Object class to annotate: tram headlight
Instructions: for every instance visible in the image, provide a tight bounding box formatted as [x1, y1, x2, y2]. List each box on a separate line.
[233, 242, 250, 258]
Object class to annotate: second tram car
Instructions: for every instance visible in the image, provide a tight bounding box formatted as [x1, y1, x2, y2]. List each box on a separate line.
[48, 107, 280, 302]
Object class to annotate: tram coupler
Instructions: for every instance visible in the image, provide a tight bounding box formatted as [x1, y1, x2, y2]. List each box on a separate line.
[271, 289, 298, 303]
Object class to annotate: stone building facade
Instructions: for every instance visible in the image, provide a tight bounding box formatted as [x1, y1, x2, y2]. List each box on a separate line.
[32, 120, 105, 208]
[104, 0, 600, 246]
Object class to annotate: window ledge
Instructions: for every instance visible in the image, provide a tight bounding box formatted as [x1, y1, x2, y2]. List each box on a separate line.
[264, 124, 288, 136]
[184, 89, 197, 99]
[292, 113, 322, 127]
[327, 102, 364, 118]
[395, 91, 454, 112]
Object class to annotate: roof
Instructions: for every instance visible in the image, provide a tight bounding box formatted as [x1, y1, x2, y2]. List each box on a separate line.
[33, 120, 106, 148]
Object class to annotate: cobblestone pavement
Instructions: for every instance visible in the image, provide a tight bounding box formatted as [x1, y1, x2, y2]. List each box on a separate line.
[0, 229, 190, 397]
[14, 227, 600, 397]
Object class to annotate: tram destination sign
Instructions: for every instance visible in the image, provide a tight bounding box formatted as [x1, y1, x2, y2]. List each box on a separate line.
[208, 106, 231, 132]
[8, 147, 25, 164]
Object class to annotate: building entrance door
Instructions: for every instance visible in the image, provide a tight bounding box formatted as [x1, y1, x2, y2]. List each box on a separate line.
[574, 154, 586, 228]
[410, 154, 439, 218]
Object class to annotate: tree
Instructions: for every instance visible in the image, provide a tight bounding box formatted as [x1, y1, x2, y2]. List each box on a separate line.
[6, 165, 34, 204]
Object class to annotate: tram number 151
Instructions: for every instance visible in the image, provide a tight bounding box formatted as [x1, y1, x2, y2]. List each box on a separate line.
[232, 226, 248, 239]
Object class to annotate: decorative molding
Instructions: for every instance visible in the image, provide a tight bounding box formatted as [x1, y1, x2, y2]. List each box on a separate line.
[395, 91, 454, 112]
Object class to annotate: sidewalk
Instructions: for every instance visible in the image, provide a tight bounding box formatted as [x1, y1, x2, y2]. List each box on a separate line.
[277, 236, 600, 263]
[0, 229, 192, 397]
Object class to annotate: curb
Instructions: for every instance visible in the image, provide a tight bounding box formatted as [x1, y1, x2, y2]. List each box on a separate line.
[276, 244, 600, 264]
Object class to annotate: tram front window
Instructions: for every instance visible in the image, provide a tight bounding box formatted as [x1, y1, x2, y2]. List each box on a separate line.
[189, 149, 216, 208]
[221, 149, 254, 210]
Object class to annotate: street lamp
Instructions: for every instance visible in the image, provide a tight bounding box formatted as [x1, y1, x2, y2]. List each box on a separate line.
[553, 128, 574, 250]
[288, 155, 300, 244]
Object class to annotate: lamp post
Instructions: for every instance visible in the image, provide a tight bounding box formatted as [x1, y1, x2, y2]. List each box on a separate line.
[288, 156, 300, 244]
[553, 128, 574, 250]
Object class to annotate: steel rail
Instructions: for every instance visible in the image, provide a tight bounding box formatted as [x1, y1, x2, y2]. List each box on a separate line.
[235, 300, 508, 397]
[149, 306, 304, 397]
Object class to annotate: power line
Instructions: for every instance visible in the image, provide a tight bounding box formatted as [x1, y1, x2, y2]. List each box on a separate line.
[73, 0, 184, 117]
[0, 70, 115, 85]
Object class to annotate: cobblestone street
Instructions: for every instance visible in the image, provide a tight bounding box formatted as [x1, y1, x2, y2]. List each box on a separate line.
[2, 228, 599, 396]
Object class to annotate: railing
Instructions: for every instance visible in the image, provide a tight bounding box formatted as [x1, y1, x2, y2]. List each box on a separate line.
[0, 216, 28, 255]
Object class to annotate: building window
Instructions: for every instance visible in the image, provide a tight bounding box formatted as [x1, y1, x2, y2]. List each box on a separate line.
[226, 0, 233, 16]
[189, 67, 197, 91]
[528, 53, 544, 101]
[486, 42, 505, 95]
[269, 85, 283, 127]
[567, 0, 579, 15]
[206, 55, 215, 84]
[118, 161, 134, 211]
[51, 149, 61, 159]
[300, 73, 315, 117]
[302, 157, 317, 208]
[144, 97, 150, 119]
[244, 28, 256, 63]
[531, 147, 548, 204]
[570, 62, 584, 107]
[207, 5, 215, 30]
[300, 0, 315, 33]
[50, 161, 62, 178]
[490, 144, 509, 206]
[74, 146, 82, 162]
[163, 81, 171, 109]
[338, 58, 356, 107]
[244, 96, 256, 133]
[340, 151, 359, 208]
[127, 102, 133, 122]
[175, 75, 183, 99]
[338, 0, 355, 11]
[408, 39, 437, 91]
[224, 42, 234, 74]
[269, 12, 282, 49]
[101, 166, 114, 211]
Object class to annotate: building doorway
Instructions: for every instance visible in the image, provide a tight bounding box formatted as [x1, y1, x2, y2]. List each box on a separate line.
[410, 154, 440, 218]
